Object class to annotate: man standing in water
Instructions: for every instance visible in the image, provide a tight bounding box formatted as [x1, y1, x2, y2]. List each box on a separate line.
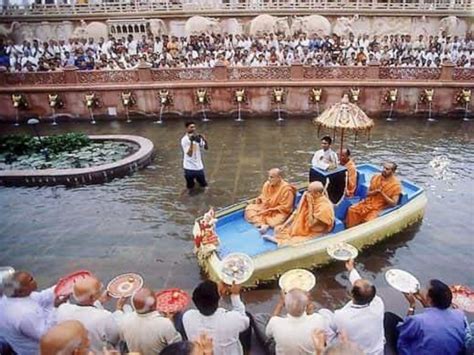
[181, 121, 209, 193]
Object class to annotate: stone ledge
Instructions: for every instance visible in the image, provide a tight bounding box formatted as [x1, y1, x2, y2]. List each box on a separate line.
[0, 135, 154, 187]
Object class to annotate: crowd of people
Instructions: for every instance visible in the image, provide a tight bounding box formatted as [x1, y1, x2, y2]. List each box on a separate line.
[0, 263, 472, 355]
[1, 30, 473, 72]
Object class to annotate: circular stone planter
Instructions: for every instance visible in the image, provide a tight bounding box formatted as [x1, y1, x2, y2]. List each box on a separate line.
[0, 135, 154, 187]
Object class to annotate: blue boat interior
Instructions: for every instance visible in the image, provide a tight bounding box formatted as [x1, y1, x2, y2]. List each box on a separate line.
[215, 164, 423, 259]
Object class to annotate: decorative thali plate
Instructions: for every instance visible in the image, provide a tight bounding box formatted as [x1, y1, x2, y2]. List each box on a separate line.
[327, 242, 359, 261]
[220, 253, 254, 285]
[279, 269, 316, 293]
[155, 288, 190, 314]
[107, 273, 143, 298]
[385, 269, 420, 294]
[450, 285, 474, 313]
[54, 270, 92, 297]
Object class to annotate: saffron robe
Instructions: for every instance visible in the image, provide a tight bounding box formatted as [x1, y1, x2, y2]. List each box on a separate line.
[245, 180, 296, 227]
[346, 174, 402, 228]
[344, 159, 357, 197]
[275, 194, 335, 246]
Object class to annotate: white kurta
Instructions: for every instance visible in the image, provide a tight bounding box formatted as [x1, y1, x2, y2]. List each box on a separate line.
[0, 287, 56, 355]
[182, 294, 249, 355]
[311, 148, 339, 170]
[327, 269, 385, 355]
[118, 311, 181, 354]
[56, 303, 121, 352]
[266, 312, 333, 355]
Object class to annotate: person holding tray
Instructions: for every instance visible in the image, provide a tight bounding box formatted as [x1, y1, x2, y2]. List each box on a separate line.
[56, 275, 125, 353]
[119, 287, 182, 354]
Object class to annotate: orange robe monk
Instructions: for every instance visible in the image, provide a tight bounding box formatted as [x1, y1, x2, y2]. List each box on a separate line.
[346, 170, 402, 228]
[274, 182, 335, 246]
[343, 158, 357, 197]
[245, 178, 296, 228]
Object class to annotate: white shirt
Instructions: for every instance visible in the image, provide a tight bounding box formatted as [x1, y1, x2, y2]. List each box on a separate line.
[311, 148, 339, 170]
[266, 312, 333, 355]
[330, 269, 385, 355]
[181, 134, 205, 171]
[0, 287, 56, 355]
[182, 294, 249, 355]
[119, 311, 181, 354]
[56, 303, 121, 352]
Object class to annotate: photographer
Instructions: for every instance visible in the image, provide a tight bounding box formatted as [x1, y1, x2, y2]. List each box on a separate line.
[181, 121, 209, 193]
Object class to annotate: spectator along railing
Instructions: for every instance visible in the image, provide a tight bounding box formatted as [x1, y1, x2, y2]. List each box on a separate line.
[1, 0, 472, 18]
[1, 63, 473, 87]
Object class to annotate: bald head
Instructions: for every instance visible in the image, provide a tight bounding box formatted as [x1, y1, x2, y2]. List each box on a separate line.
[73, 276, 101, 305]
[267, 168, 283, 186]
[40, 320, 89, 355]
[132, 287, 156, 314]
[284, 288, 309, 317]
[308, 181, 324, 195]
[351, 279, 376, 305]
[339, 148, 351, 165]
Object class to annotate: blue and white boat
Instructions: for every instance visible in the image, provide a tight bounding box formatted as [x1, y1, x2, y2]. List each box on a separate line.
[193, 164, 427, 286]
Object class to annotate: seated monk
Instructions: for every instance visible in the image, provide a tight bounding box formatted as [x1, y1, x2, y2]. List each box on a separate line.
[268, 181, 335, 246]
[339, 148, 357, 198]
[245, 168, 296, 234]
[346, 162, 401, 228]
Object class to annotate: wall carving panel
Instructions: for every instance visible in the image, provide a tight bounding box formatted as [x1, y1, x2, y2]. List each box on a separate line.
[303, 66, 367, 80]
[3, 72, 66, 86]
[151, 68, 215, 81]
[452, 68, 474, 81]
[228, 67, 291, 80]
[379, 67, 441, 80]
[77, 70, 139, 83]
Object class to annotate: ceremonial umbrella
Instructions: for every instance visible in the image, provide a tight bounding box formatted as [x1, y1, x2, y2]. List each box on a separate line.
[313, 95, 374, 156]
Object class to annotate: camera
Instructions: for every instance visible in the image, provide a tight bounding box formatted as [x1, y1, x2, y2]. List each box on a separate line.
[190, 134, 202, 144]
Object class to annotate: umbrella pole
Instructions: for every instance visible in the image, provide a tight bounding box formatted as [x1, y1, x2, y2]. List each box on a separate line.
[340, 128, 345, 157]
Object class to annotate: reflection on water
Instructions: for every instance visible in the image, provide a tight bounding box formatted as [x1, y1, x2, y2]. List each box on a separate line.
[0, 118, 473, 317]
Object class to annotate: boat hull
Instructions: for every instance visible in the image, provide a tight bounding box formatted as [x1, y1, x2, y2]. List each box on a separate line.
[197, 191, 427, 287]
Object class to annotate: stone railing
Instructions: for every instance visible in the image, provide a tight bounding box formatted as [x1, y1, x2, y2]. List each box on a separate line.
[1, 0, 472, 18]
[2, 64, 472, 86]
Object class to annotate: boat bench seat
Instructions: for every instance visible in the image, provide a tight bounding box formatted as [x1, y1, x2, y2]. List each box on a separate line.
[332, 218, 345, 233]
[379, 192, 409, 216]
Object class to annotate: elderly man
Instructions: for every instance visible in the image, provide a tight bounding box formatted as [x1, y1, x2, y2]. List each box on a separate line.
[346, 162, 401, 228]
[254, 288, 333, 355]
[119, 287, 181, 353]
[321, 259, 385, 355]
[339, 148, 357, 198]
[271, 181, 334, 246]
[56, 275, 123, 352]
[40, 320, 90, 355]
[245, 168, 296, 234]
[182, 280, 250, 355]
[0, 271, 65, 355]
[384, 279, 466, 355]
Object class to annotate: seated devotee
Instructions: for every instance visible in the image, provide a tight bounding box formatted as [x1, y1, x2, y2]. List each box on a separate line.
[182, 280, 250, 355]
[244, 168, 296, 234]
[270, 181, 335, 246]
[339, 148, 357, 198]
[320, 259, 385, 355]
[252, 288, 333, 355]
[346, 162, 401, 228]
[311, 136, 339, 171]
[0, 271, 66, 355]
[40, 320, 90, 355]
[384, 279, 466, 355]
[119, 286, 182, 354]
[56, 275, 123, 352]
